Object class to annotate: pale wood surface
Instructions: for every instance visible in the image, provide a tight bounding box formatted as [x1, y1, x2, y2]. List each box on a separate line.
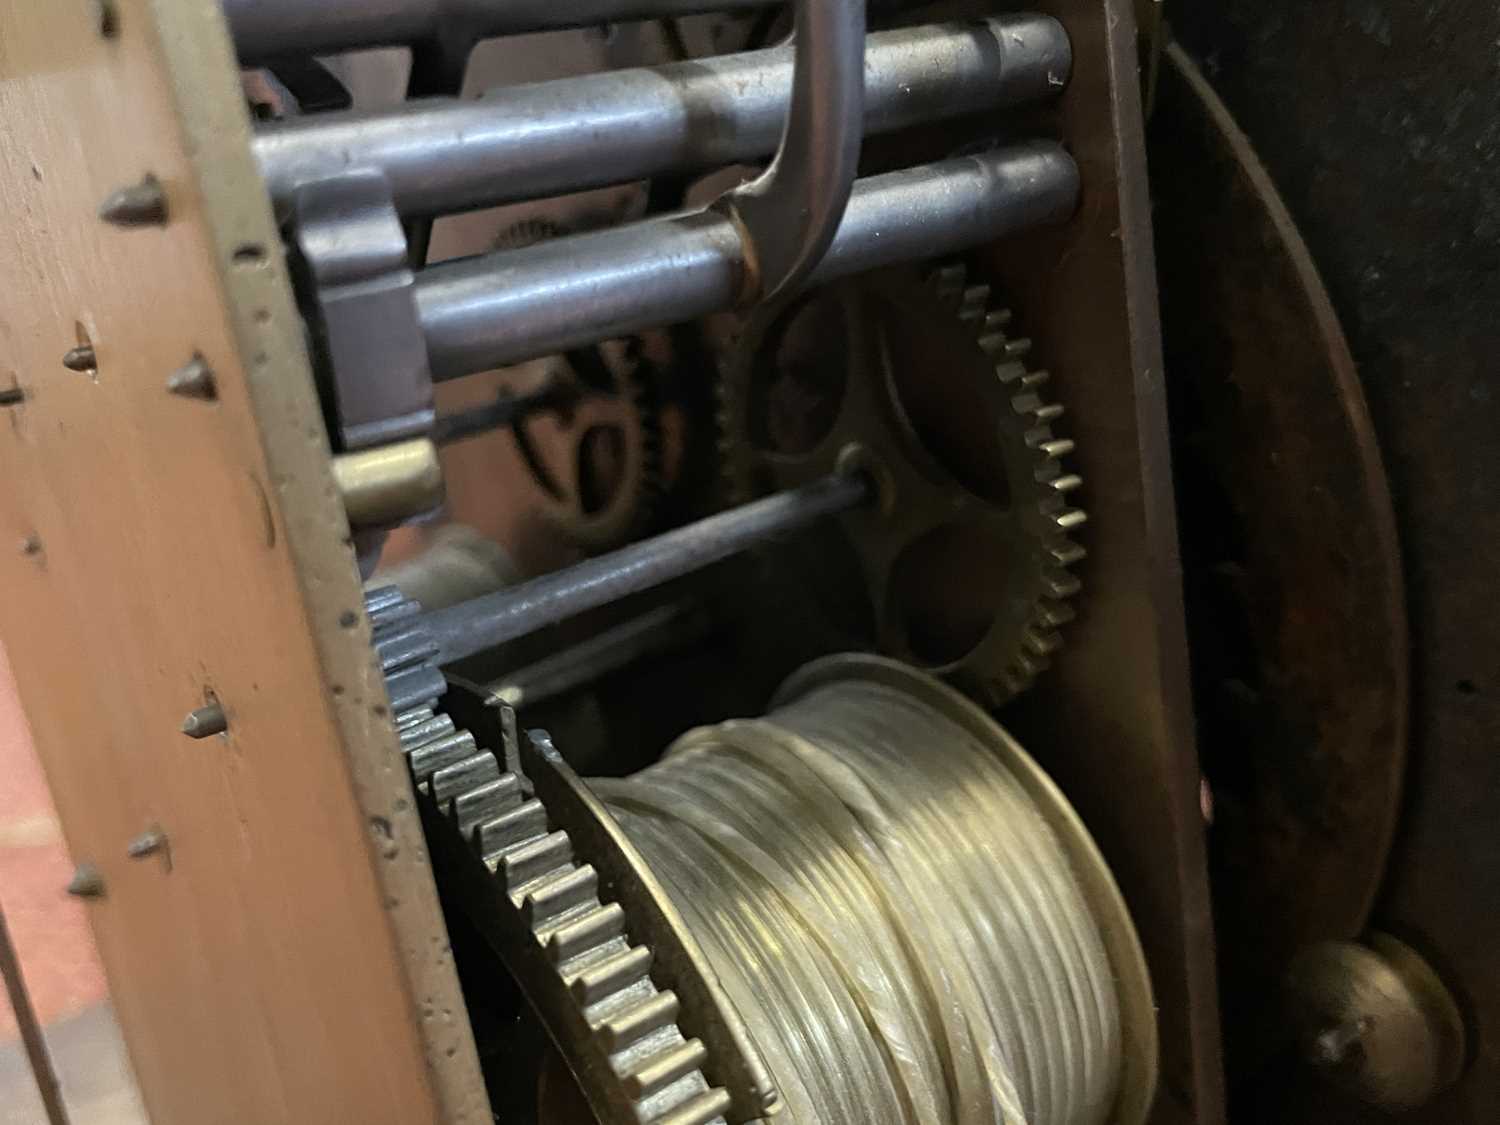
[0, 2, 487, 1121]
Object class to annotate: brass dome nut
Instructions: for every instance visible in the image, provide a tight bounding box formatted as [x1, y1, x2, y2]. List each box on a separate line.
[1286, 933, 1466, 1111]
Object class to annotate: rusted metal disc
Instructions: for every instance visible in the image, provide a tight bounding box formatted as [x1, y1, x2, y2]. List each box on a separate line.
[1150, 42, 1408, 1064]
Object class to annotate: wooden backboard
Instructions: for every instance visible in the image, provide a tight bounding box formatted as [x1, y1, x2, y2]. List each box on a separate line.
[0, 1, 488, 1120]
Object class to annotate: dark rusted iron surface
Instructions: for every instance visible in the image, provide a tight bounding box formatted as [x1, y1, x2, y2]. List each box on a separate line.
[1172, 3, 1500, 1122]
[1149, 38, 1408, 1082]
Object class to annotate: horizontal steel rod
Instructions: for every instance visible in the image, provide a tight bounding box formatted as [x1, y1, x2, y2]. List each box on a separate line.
[483, 600, 713, 708]
[226, 0, 778, 63]
[414, 142, 1079, 379]
[431, 381, 575, 445]
[424, 472, 868, 663]
[253, 16, 1071, 219]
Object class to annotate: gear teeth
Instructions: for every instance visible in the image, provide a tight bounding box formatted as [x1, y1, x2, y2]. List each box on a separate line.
[541, 902, 628, 964]
[721, 262, 1086, 712]
[1051, 541, 1088, 567]
[995, 361, 1029, 386]
[478, 799, 550, 859]
[409, 730, 478, 783]
[930, 263, 968, 299]
[655, 1089, 735, 1125]
[386, 664, 448, 714]
[1011, 392, 1065, 423]
[621, 357, 668, 544]
[400, 713, 457, 750]
[1051, 508, 1088, 531]
[997, 672, 1029, 696]
[521, 865, 601, 924]
[452, 775, 518, 836]
[979, 332, 1009, 357]
[1033, 403, 1066, 423]
[1036, 600, 1078, 629]
[363, 600, 720, 1125]
[367, 583, 735, 1125]
[927, 264, 1086, 704]
[1004, 645, 1051, 697]
[376, 625, 441, 675]
[714, 364, 749, 508]
[566, 944, 654, 1006]
[429, 752, 500, 804]
[498, 829, 574, 889]
[364, 585, 406, 615]
[625, 1039, 710, 1099]
[595, 990, 683, 1050]
[958, 306, 987, 330]
[1044, 568, 1083, 598]
[1016, 649, 1051, 677]
[536, 334, 668, 553]
[366, 591, 422, 631]
[958, 284, 991, 326]
[396, 705, 436, 730]
[1025, 627, 1065, 656]
[1009, 395, 1064, 424]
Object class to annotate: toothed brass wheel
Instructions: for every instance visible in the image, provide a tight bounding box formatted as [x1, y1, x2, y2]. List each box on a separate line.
[718, 264, 1086, 704]
[367, 587, 739, 1125]
[496, 219, 668, 555]
[513, 337, 667, 554]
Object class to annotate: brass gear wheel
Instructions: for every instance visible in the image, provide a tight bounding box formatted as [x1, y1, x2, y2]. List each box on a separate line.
[718, 263, 1086, 704]
[514, 337, 666, 554]
[366, 586, 735, 1125]
[496, 218, 667, 554]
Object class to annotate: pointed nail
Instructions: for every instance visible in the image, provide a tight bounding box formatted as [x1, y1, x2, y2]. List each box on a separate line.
[62, 344, 97, 372]
[182, 700, 227, 738]
[93, 0, 119, 37]
[66, 863, 106, 898]
[126, 828, 168, 859]
[99, 174, 168, 227]
[166, 354, 217, 401]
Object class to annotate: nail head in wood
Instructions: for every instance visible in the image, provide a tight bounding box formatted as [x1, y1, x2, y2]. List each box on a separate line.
[98, 174, 168, 227]
[66, 863, 105, 898]
[166, 354, 217, 401]
[126, 828, 168, 859]
[181, 700, 227, 739]
[62, 344, 97, 372]
[93, 0, 119, 38]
